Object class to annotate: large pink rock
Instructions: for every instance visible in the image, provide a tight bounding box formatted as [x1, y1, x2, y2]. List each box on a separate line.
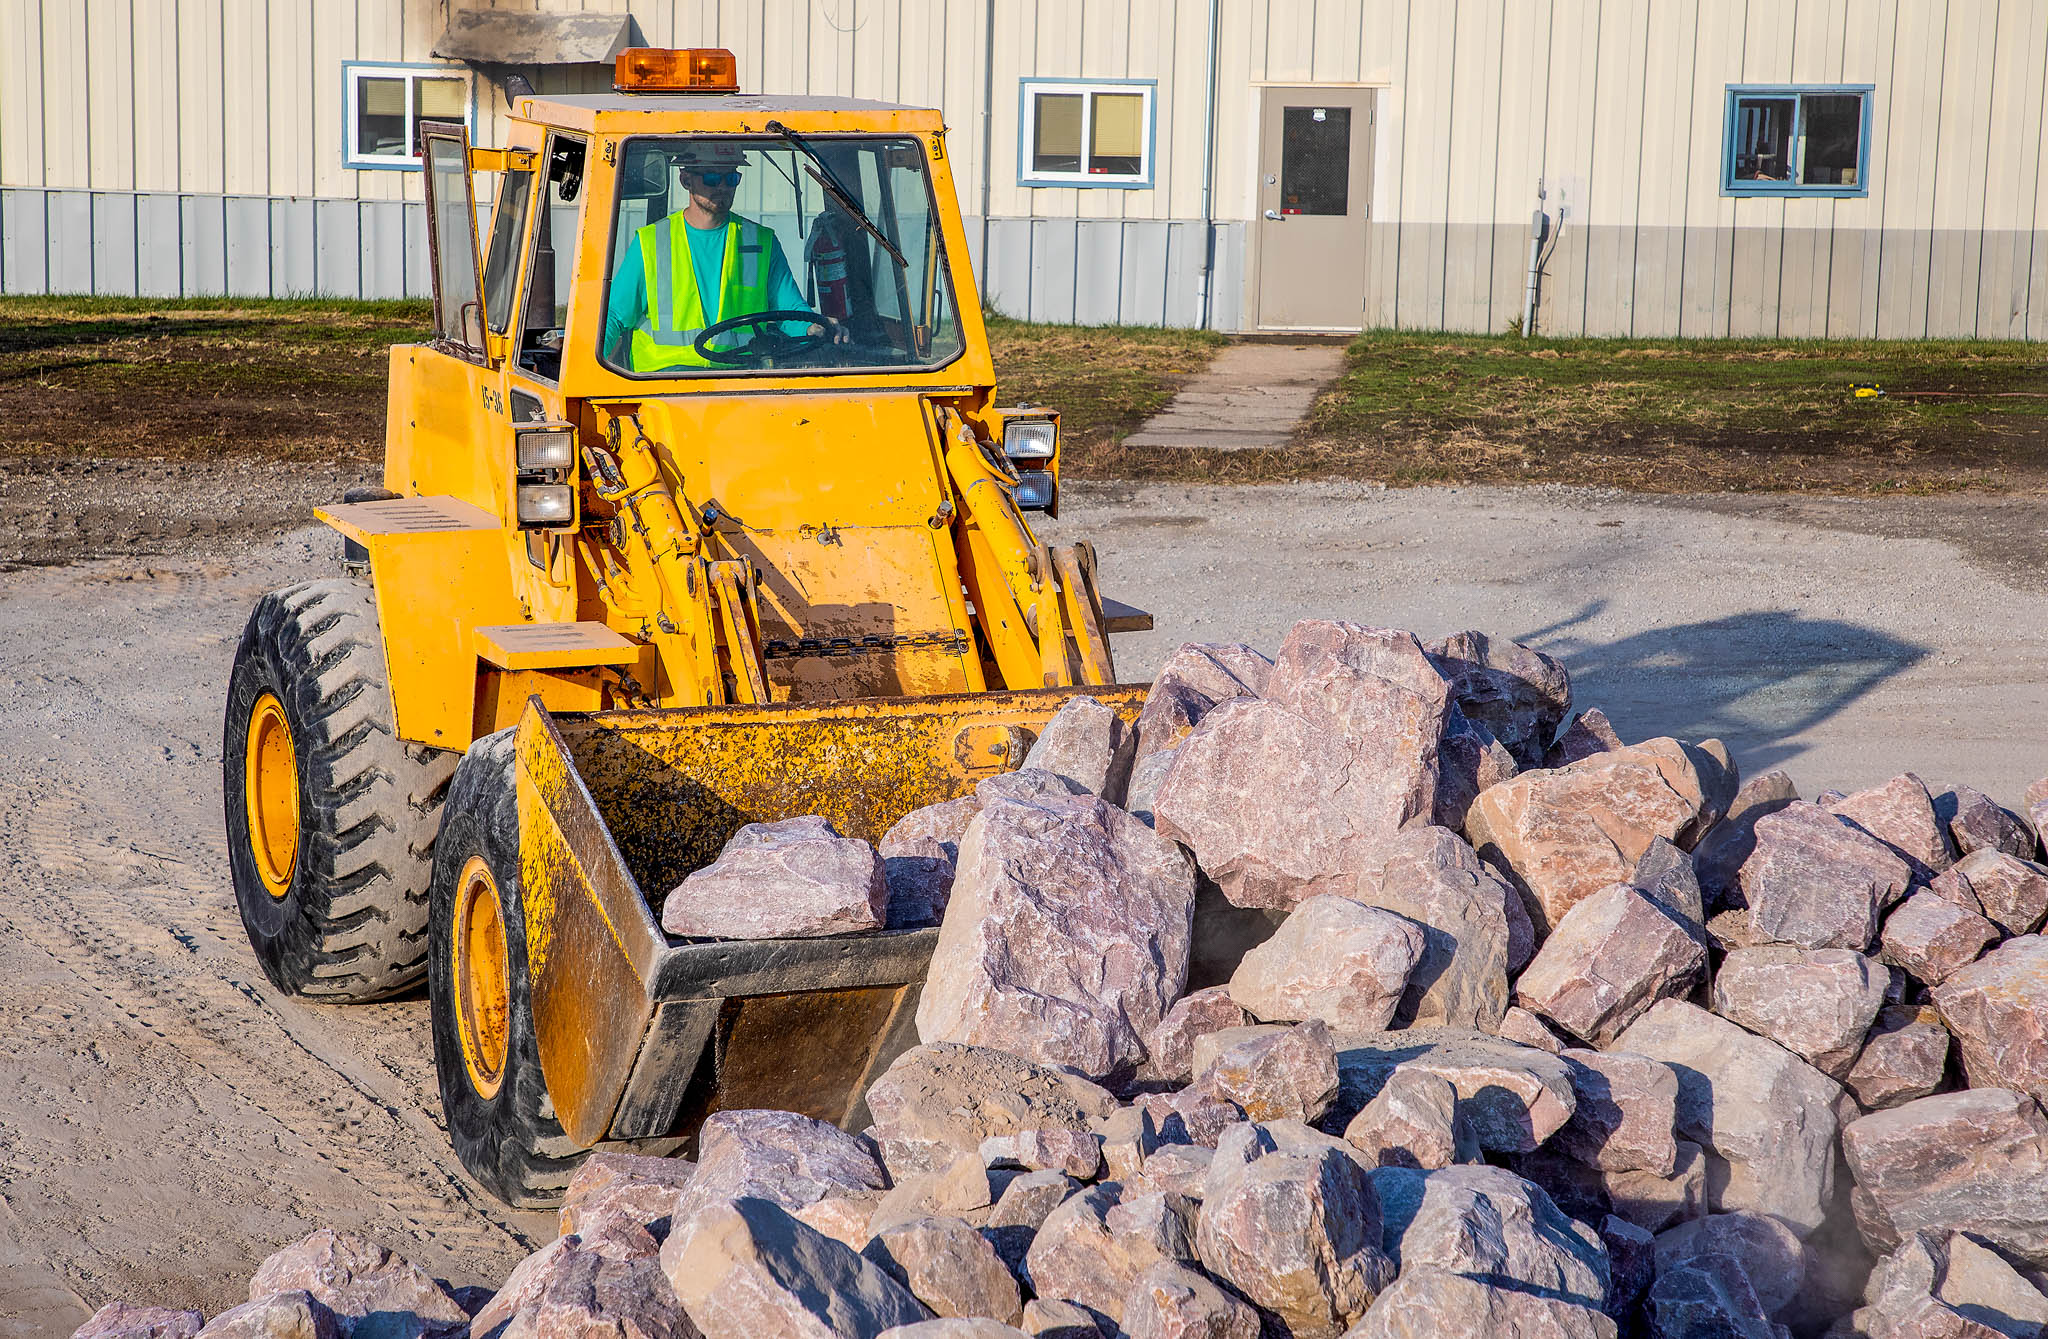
[1610, 1000, 1840, 1236]
[1841, 1088, 2048, 1264]
[195, 1292, 337, 1339]
[1197, 1019, 1341, 1125]
[1845, 1005, 1952, 1113]
[1328, 1030, 1577, 1156]
[1882, 891, 2000, 987]
[1152, 698, 1369, 910]
[1121, 1260, 1260, 1339]
[1515, 883, 1706, 1046]
[1226, 897, 1425, 1031]
[879, 796, 981, 928]
[1932, 936, 2048, 1104]
[1196, 1139, 1394, 1339]
[862, 1216, 1023, 1325]
[1693, 770, 1800, 909]
[662, 1196, 930, 1339]
[246, 1232, 468, 1339]
[1739, 802, 1912, 950]
[1423, 631, 1572, 769]
[72, 1305, 203, 1339]
[1930, 848, 2048, 936]
[1346, 1268, 1615, 1339]
[1710, 945, 1888, 1078]
[664, 815, 887, 939]
[1463, 740, 1708, 937]
[1370, 1163, 1609, 1309]
[559, 1151, 696, 1240]
[1023, 1186, 1196, 1328]
[1651, 1212, 1807, 1319]
[1544, 708, 1626, 770]
[863, 1043, 1117, 1181]
[1132, 643, 1273, 765]
[1555, 1048, 1680, 1176]
[1935, 784, 2038, 861]
[917, 792, 1195, 1083]
[1342, 1068, 1480, 1171]
[1136, 987, 1253, 1086]
[1431, 711, 1520, 832]
[1022, 695, 1136, 806]
[1353, 827, 1514, 1031]
[677, 1109, 886, 1223]
[469, 1214, 676, 1339]
[2027, 778, 2048, 852]
[1829, 773, 1957, 880]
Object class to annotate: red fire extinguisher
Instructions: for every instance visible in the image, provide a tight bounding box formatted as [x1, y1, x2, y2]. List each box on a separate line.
[809, 222, 852, 321]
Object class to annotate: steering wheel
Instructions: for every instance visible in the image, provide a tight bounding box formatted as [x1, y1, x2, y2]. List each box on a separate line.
[693, 310, 837, 366]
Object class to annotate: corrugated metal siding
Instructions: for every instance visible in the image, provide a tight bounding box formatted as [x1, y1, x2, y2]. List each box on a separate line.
[3, 0, 2046, 336]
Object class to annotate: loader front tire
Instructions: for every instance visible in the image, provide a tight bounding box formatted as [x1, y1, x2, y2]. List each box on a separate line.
[224, 579, 457, 1002]
[427, 729, 583, 1207]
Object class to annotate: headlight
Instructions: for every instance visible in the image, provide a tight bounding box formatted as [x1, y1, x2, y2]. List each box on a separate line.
[516, 426, 576, 471]
[517, 483, 575, 527]
[1003, 418, 1057, 460]
[1014, 471, 1056, 511]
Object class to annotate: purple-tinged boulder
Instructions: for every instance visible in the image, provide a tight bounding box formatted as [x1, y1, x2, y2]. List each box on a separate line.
[1653, 1212, 1807, 1318]
[1601, 1139, 1710, 1235]
[1647, 1251, 1777, 1339]
[1632, 835, 1707, 937]
[1693, 770, 1800, 910]
[1352, 827, 1514, 1032]
[863, 1043, 1117, 1181]
[1120, 1261, 1258, 1339]
[795, 1194, 883, 1250]
[867, 1154, 998, 1236]
[1846, 1006, 1954, 1113]
[1226, 898, 1424, 1032]
[1739, 802, 1912, 950]
[1432, 710, 1519, 832]
[1022, 695, 1136, 806]
[1932, 850, 2048, 937]
[878, 1325, 1028, 1339]
[663, 1196, 930, 1339]
[1123, 749, 1177, 828]
[677, 1110, 885, 1224]
[72, 1305, 204, 1339]
[1711, 945, 1888, 1077]
[1137, 988, 1253, 1087]
[1023, 1187, 1194, 1328]
[1884, 892, 2001, 987]
[1514, 883, 1706, 1046]
[1598, 1217, 1654, 1330]
[245, 1232, 468, 1339]
[879, 797, 981, 927]
[1345, 1268, 1616, 1338]
[1830, 773, 1957, 880]
[1936, 784, 2039, 861]
[1370, 1164, 1608, 1310]
[195, 1292, 337, 1339]
[1131, 1088, 1246, 1151]
[862, 1216, 1023, 1326]
[1841, 1088, 2048, 1264]
[1498, 1006, 1569, 1053]
[1933, 936, 2048, 1104]
[918, 793, 1195, 1083]
[1464, 742, 1709, 937]
[2027, 779, 2048, 853]
[1610, 1000, 1840, 1236]
[1329, 1029, 1577, 1156]
[1555, 1049, 1680, 1176]
[1341, 1068, 1480, 1171]
[980, 1129, 1103, 1181]
[663, 816, 887, 939]
[983, 1171, 1080, 1275]
[469, 1218, 677, 1339]
[1127, 1144, 1217, 1200]
[1424, 631, 1572, 770]
[1196, 1019, 1340, 1126]
[1132, 643, 1274, 766]
[1196, 1141, 1394, 1339]
[1544, 708, 1625, 770]
[1018, 1301, 1096, 1339]
[559, 1151, 696, 1241]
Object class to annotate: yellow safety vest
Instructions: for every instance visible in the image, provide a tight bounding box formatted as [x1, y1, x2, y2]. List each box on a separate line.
[630, 214, 773, 372]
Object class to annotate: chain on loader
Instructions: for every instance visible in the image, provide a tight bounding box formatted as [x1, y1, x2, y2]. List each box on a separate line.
[220, 48, 1155, 1205]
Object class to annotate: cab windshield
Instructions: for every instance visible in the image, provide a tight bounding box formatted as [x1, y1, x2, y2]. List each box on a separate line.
[601, 135, 966, 377]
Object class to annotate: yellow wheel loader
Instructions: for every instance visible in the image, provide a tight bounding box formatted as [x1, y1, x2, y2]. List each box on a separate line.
[221, 49, 1154, 1207]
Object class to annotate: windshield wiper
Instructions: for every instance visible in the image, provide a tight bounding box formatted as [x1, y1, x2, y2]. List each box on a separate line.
[764, 120, 907, 270]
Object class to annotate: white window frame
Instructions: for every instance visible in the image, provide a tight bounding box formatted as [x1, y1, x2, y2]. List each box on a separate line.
[343, 62, 476, 171]
[1017, 79, 1157, 189]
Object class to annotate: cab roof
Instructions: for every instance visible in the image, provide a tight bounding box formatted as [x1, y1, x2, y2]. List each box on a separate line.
[512, 92, 946, 136]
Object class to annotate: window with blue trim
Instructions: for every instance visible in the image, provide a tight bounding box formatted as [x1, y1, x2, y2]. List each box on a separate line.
[1019, 80, 1154, 187]
[344, 63, 473, 170]
[1723, 86, 1872, 196]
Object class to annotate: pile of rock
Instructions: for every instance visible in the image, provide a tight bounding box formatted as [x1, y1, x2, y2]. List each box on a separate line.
[77, 621, 2048, 1339]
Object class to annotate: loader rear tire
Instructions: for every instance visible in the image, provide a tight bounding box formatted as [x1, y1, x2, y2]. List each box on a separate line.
[426, 729, 585, 1207]
[224, 579, 458, 1002]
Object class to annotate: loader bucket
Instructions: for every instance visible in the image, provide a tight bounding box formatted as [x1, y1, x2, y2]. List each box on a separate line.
[511, 684, 1147, 1149]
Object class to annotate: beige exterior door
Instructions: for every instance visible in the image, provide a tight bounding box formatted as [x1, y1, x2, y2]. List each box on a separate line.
[1255, 88, 1375, 330]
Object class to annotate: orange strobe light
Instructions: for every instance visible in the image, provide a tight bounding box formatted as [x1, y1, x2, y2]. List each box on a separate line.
[614, 47, 739, 93]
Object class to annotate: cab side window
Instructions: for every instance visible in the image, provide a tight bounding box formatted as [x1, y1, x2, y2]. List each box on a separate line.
[518, 135, 588, 382]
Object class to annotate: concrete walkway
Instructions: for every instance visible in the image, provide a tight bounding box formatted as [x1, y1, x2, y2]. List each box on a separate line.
[1123, 342, 1348, 449]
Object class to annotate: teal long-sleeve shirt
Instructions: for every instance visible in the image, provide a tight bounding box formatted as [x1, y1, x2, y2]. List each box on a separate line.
[603, 215, 810, 360]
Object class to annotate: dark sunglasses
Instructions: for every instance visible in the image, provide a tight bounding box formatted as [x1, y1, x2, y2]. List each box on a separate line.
[685, 169, 743, 187]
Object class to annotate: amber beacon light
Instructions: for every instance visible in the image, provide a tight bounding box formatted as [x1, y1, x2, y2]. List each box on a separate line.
[614, 47, 739, 93]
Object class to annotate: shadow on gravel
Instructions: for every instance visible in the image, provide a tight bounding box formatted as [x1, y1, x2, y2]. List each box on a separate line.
[1531, 602, 1930, 773]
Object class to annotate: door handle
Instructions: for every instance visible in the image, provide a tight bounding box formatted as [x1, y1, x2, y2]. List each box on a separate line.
[1263, 209, 1284, 220]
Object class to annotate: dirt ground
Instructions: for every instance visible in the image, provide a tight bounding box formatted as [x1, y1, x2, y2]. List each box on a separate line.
[4, 464, 2048, 1334]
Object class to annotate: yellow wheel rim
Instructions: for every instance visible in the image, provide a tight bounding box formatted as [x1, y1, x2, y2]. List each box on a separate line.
[453, 856, 511, 1101]
[244, 692, 300, 900]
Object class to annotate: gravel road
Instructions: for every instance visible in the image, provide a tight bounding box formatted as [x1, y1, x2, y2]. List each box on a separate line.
[2, 467, 2044, 1334]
